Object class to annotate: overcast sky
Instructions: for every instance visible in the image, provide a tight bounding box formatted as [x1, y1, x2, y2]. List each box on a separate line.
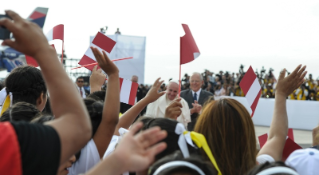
[1, 0, 319, 84]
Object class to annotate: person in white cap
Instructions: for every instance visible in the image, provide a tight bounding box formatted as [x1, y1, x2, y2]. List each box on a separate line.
[285, 148, 319, 175]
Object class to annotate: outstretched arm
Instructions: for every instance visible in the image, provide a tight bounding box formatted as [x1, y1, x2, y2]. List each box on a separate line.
[114, 78, 165, 135]
[258, 65, 306, 161]
[90, 47, 120, 158]
[0, 10, 92, 164]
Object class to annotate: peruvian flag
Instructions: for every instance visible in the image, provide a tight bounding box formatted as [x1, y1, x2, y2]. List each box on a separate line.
[78, 32, 116, 70]
[258, 129, 302, 161]
[120, 78, 138, 105]
[180, 24, 200, 65]
[239, 66, 261, 117]
[46, 24, 64, 41]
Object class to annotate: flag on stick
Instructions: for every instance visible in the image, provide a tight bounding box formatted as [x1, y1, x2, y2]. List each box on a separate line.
[179, 24, 200, 96]
[46, 24, 64, 63]
[180, 24, 200, 65]
[119, 78, 138, 105]
[78, 32, 116, 70]
[239, 66, 261, 117]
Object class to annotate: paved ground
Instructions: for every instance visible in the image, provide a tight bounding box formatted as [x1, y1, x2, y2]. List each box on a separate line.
[255, 125, 313, 148]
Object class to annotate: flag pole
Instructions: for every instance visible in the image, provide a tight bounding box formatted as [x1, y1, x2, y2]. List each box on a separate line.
[178, 37, 182, 97]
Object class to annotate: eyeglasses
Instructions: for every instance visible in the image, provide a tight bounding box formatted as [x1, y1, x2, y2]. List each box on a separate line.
[77, 81, 84, 83]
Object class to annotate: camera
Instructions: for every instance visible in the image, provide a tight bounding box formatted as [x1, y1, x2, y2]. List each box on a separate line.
[0, 14, 11, 40]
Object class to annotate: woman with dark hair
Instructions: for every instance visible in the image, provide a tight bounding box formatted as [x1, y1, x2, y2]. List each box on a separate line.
[4, 65, 47, 111]
[0, 102, 41, 122]
[194, 65, 306, 175]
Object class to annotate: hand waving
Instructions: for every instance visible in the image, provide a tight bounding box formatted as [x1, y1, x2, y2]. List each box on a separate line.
[90, 65, 106, 93]
[113, 122, 167, 172]
[276, 65, 307, 97]
[0, 10, 52, 58]
[91, 47, 119, 77]
[144, 78, 166, 103]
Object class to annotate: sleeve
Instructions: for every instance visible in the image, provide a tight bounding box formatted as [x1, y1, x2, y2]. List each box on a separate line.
[68, 139, 100, 175]
[256, 154, 275, 165]
[145, 101, 156, 117]
[11, 122, 61, 175]
[180, 99, 191, 128]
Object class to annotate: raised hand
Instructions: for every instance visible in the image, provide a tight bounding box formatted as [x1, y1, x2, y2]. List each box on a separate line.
[114, 122, 167, 172]
[0, 10, 52, 58]
[165, 98, 182, 120]
[91, 47, 119, 77]
[90, 65, 106, 93]
[191, 100, 202, 114]
[276, 65, 307, 97]
[144, 78, 166, 103]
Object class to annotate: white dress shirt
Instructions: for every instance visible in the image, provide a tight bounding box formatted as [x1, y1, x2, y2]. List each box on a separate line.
[191, 88, 202, 102]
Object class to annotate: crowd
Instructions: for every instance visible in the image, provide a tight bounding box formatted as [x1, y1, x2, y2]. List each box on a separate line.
[0, 10, 319, 175]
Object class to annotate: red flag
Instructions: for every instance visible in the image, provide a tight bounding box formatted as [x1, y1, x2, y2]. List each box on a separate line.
[239, 66, 261, 117]
[47, 24, 64, 41]
[180, 24, 200, 65]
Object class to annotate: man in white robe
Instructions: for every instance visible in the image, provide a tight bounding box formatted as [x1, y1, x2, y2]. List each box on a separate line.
[145, 81, 191, 127]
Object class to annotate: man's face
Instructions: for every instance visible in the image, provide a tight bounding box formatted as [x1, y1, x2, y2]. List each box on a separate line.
[167, 83, 179, 100]
[76, 78, 84, 88]
[190, 74, 202, 92]
[131, 76, 138, 83]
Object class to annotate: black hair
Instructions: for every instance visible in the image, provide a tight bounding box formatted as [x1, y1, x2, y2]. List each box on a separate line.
[0, 102, 41, 122]
[84, 97, 103, 137]
[139, 117, 197, 161]
[42, 97, 52, 115]
[5, 66, 47, 105]
[87, 90, 106, 101]
[246, 161, 296, 175]
[76, 77, 84, 81]
[148, 150, 217, 175]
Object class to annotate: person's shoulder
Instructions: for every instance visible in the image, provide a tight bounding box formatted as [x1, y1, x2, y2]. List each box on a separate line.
[180, 89, 190, 95]
[201, 89, 214, 96]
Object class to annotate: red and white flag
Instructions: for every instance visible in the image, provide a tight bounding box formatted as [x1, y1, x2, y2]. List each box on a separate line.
[180, 24, 200, 65]
[120, 78, 138, 105]
[78, 32, 116, 70]
[46, 24, 64, 41]
[239, 66, 261, 117]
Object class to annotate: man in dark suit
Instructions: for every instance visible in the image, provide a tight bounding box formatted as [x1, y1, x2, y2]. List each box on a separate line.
[180, 72, 214, 130]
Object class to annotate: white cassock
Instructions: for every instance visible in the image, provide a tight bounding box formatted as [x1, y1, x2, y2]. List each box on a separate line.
[145, 95, 191, 128]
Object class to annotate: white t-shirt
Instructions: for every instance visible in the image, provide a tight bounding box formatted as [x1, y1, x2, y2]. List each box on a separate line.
[256, 154, 275, 165]
[68, 139, 100, 175]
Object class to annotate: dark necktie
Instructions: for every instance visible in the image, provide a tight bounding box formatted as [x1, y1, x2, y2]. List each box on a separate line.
[193, 93, 197, 102]
[80, 88, 83, 97]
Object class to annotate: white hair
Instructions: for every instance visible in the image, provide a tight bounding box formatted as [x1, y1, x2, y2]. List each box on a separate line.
[191, 72, 203, 80]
